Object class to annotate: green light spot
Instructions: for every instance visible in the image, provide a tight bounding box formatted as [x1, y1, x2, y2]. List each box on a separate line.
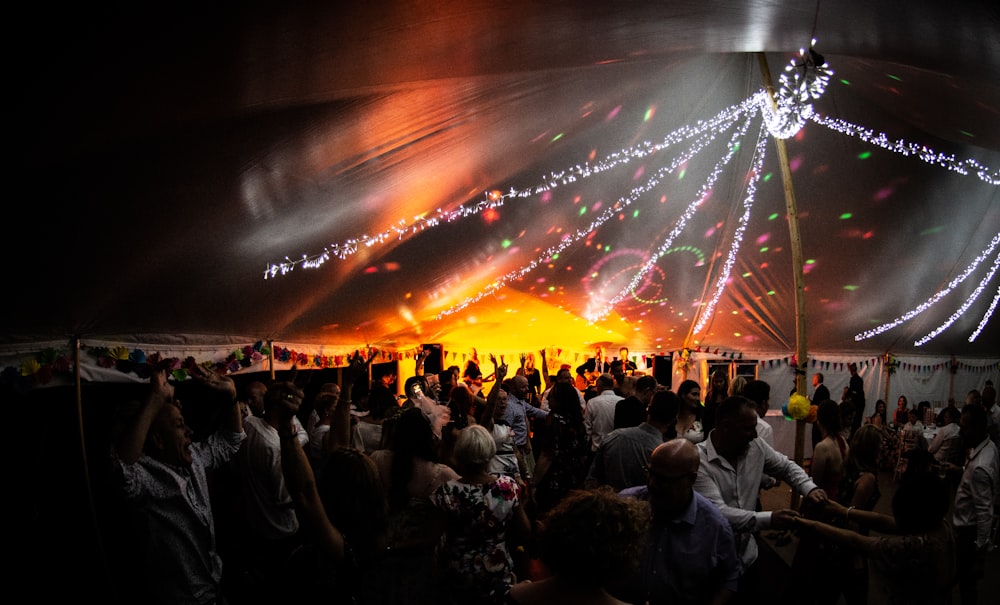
[886, 74, 901, 81]
[839, 78, 851, 86]
[742, 272, 751, 278]
[678, 168, 686, 180]
[579, 207, 586, 216]
[767, 290, 776, 296]
[733, 142, 741, 151]
[604, 245, 611, 252]
[844, 285, 859, 291]
[501, 239, 512, 248]
[858, 151, 872, 160]
[551, 253, 559, 260]
[840, 213, 852, 220]
[760, 247, 769, 253]
[643, 108, 653, 122]
[551, 133, 564, 142]
[548, 286, 555, 292]
[633, 210, 639, 218]
[959, 130, 975, 138]
[763, 173, 773, 182]
[805, 259, 815, 265]
[920, 226, 944, 236]
[768, 212, 779, 220]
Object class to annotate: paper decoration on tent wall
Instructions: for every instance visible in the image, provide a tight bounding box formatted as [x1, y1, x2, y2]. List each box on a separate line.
[262, 44, 999, 340]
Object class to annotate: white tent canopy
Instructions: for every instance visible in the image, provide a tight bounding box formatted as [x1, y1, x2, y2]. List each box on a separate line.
[7, 1, 999, 389]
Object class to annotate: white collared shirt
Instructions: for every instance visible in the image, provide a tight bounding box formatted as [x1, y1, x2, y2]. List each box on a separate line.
[953, 436, 1000, 549]
[694, 433, 817, 572]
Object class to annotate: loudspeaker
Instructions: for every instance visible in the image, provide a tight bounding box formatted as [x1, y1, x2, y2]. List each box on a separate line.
[653, 354, 673, 387]
[420, 344, 444, 375]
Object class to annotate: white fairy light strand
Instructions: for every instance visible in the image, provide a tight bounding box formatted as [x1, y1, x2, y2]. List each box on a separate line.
[264, 96, 761, 279]
[915, 251, 999, 346]
[969, 286, 1000, 342]
[259, 43, 998, 343]
[691, 121, 770, 335]
[437, 108, 752, 319]
[855, 232, 1000, 341]
[809, 114, 1000, 185]
[584, 106, 761, 322]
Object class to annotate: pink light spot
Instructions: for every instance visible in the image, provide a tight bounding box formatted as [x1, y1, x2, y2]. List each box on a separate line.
[705, 226, 716, 237]
[591, 201, 603, 212]
[607, 105, 622, 121]
[789, 156, 803, 172]
[873, 187, 894, 201]
[633, 165, 645, 180]
[541, 191, 553, 203]
[755, 233, 770, 245]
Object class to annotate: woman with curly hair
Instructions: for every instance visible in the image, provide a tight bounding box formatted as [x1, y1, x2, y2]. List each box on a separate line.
[507, 487, 650, 605]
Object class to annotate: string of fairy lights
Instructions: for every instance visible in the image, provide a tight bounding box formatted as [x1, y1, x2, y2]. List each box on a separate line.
[853, 233, 1000, 345]
[440, 104, 757, 319]
[264, 44, 999, 346]
[582, 111, 761, 324]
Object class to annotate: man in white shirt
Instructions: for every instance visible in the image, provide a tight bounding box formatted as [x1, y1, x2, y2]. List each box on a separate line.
[928, 405, 963, 466]
[693, 396, 827, 605]
[585, 373, 623, 451]
[233, 382, 305, 601]
[952, 403, 1000, 605]
[112, 367, 245, 605]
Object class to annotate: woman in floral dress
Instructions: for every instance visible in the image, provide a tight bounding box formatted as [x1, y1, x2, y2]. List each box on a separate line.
[431, 424, 532, 605]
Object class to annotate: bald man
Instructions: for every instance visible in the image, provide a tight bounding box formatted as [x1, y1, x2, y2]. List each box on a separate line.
[503, 373, 549, 477]
[617, 439, 739, 605]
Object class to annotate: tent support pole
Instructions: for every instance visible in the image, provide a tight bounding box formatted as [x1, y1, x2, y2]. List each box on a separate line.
[268, 339, 276, 381]
[884, 354, 892, 404]
[73, 336, 111, 590]
[757, 52, 809, 509]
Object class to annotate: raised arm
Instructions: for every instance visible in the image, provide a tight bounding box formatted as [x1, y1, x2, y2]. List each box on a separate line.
[279, 413, 345, 561]
[538, 348, 553, 391]
[117, 369, 174, 464]
[478, 355, 509, 429]
[415, 347, 430, 376]
[189, 363, 242, 435]
[331, 350, 376, 450]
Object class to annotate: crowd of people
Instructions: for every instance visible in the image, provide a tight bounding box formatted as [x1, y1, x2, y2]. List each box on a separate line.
[106, 348, 998, 605]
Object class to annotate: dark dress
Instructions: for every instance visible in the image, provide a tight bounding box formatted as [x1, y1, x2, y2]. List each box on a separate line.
[531, 412, 591, 515]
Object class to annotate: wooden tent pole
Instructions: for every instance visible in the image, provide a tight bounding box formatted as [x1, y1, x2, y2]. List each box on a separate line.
[268, 339, 276, 381]
[73, 336, 111, 588]
[757, 52, 809, 508]
[884, 354, 892, 404]
[949, 355, 957, 401]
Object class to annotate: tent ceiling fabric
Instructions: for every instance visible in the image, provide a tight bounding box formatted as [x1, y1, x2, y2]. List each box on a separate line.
[10, 1, 1000, 358]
